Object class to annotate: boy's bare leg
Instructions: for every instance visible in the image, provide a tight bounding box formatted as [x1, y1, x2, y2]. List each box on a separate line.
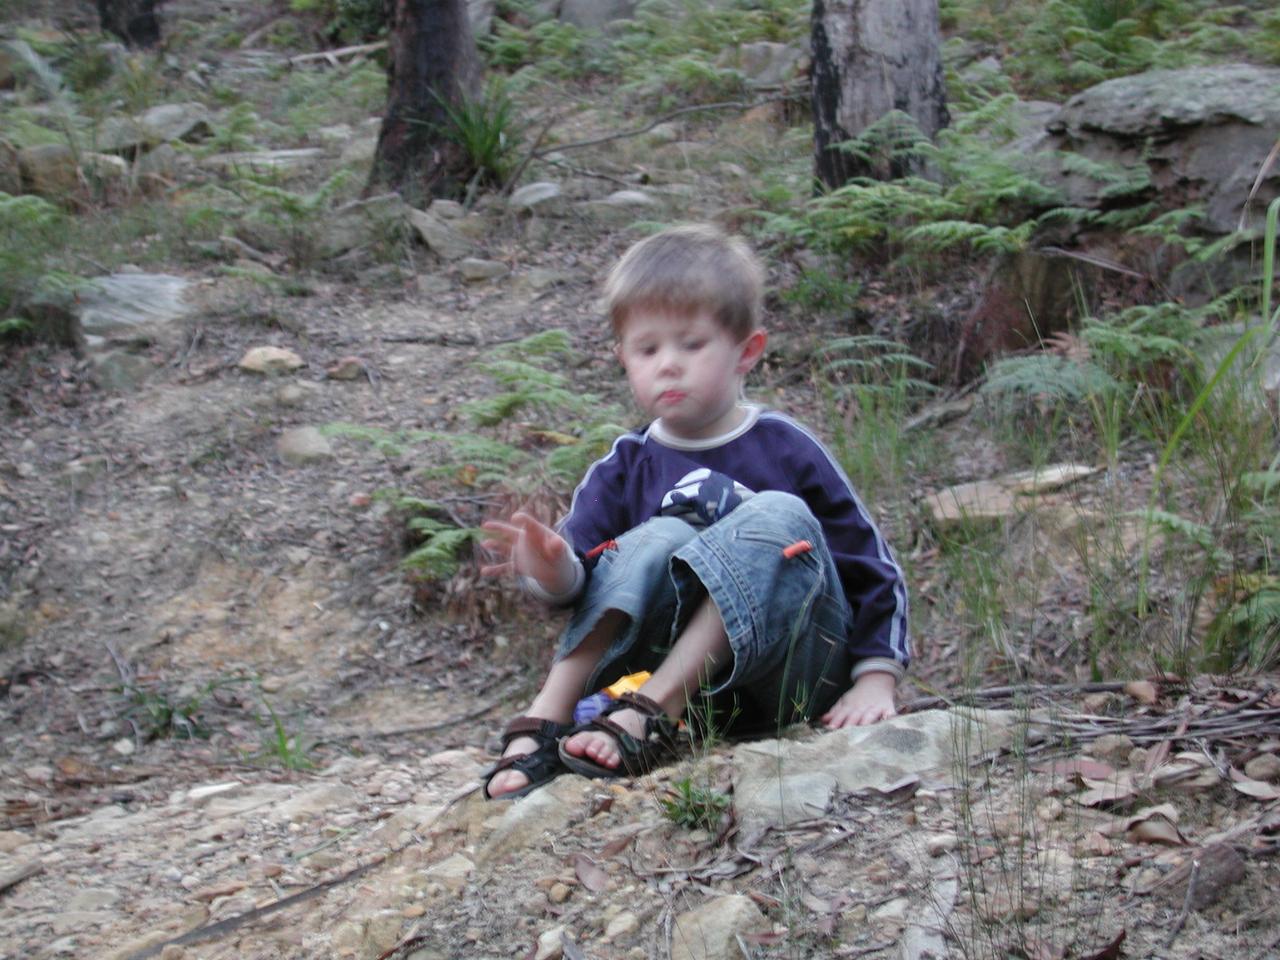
[562, 594, 729, 770]
[486, 611, 622, 798]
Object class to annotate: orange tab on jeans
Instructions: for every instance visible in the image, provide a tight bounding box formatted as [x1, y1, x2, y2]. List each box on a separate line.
[782, 539, 812, 559]
[585, 539, 618, 559]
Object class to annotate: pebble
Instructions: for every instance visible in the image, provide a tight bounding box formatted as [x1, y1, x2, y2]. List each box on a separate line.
[112, 737, 136, 756]
[605, 911, 639, 940]
[925, 832, 959, 856]
[534, 926, 567, 960]
[548, 882, 571, 904]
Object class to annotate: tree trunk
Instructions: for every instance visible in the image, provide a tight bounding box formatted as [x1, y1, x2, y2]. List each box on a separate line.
[368, 0, 482, 204]
[97, 0, 161, 48]
[811, 0, 948, 188]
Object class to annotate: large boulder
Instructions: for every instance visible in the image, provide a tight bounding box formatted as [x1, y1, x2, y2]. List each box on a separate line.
[96, 102, 213, 155]
[1044, 65, 1280, 235]
[16, 143, 128, 201]
[27, 273, 195, 390]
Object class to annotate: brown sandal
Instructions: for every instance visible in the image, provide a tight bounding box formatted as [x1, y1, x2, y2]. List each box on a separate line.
[483, 717, 572, 800]
[557, 692, 682, 779]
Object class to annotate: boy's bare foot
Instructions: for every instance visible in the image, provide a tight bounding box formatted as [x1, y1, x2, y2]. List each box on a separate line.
[485, 734, 542, 798]
[560, 707, 650, 770]
[483, 716, 572, 800]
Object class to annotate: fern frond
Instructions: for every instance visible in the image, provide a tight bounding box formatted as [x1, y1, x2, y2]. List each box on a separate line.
[981, 354, 1119, 402]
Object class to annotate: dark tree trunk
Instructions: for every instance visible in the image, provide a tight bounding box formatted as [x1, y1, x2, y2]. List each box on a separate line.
[811, 0, 948, 188]
[367, 0, 482, 203]
[97, 0, 161, 48]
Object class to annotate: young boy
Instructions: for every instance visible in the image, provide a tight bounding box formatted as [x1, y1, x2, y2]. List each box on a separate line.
[480, 224, 908, 800]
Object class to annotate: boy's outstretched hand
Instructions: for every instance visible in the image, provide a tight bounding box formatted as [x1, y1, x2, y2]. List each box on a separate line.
[820, 671, 898, 728]
[480, 511, 576, 596]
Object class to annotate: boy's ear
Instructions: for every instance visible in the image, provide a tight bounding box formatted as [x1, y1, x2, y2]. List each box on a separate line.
[735, 330, 768, 374]
[613, 342, 625, 368]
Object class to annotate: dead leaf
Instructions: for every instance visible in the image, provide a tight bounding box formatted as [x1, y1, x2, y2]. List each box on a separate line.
[1231, 778, 1280, 800]
[1126, 813, 1186, 846]
[800, 890, 831, 914]
[1076, 774, 1138, 807]
[1124, 680, 1159, 704]
[571, 853, 609, 893]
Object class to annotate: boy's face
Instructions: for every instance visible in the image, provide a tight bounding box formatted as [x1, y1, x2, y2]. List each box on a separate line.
[615, 308, 765, 441]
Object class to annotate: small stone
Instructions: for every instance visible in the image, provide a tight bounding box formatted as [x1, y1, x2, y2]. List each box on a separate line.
[403, 903, 427, 918]
[23, 765, 54, 784]
[429, 199, 465, 219]
[605, 911, 639, 940]
[459, 258, 510, 282]
[1244, 752, 1280, 782]
[0, 831, 32, 853]
[112, 737, 136, 756]
[548, 882, 571, 903]
[534, 925, 567, 960]
[670, 894, 769, 960]
[239, 346, 304, 374]
[925, 832, 958, 856]
[326, 356, 365, 380]
[1036, 798, 1064, 822]
[277, 427, 333, 466]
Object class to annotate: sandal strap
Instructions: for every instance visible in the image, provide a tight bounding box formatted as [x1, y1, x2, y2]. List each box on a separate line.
[501, 716, 568, 747]
[603, 693, 679, 749]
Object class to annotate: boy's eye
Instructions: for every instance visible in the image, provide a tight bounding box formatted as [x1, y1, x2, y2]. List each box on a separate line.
[684, 340, 706, 351]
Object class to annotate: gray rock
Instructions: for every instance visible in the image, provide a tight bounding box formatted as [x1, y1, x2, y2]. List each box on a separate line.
[276, 782, 359, 820]
[205, 783, 294, 819]
[1046, 65, 1280, 234]
[27, 272, 193, 359]
[90, 351, 157, 392]
[315, 194, 407, 259]
[97, 102, 212, 154]
[509, 180, 565, 215]
[429, 199, 466, 220]
[734, 710, 1017, 828]
[408, 207, 472, 260]
[459, 257, 510, 282]
[477, 775, 594, 864]
[17, 143, 128, 199]
[277, 427, 334, 466]
[670, 894, 769, 960]
[240, 346, 305, 374]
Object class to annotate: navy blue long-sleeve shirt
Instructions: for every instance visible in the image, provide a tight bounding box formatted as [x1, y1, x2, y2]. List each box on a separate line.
[547, 405, 909, 680]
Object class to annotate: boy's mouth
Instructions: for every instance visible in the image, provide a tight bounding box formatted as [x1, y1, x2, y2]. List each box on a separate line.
[657, 390, 686, 404]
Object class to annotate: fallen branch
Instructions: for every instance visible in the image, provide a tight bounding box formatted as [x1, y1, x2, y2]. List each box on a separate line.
[533, 93, 805, 158]
[289, 40, 388, 67]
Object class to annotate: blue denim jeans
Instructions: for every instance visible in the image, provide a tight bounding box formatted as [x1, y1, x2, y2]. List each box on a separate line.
[556, 491, 853, 733]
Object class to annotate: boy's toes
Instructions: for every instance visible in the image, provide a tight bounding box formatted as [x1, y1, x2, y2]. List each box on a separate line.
[485, 769, 530, 799]
[564, 730, 620, 768]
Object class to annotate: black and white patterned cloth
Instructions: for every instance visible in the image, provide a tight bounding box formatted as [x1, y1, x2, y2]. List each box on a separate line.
[659, 468, 755, 528]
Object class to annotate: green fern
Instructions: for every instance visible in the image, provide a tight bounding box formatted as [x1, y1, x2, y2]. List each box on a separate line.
[981, 354, 1119, 403]
[402, 516, 483, 578]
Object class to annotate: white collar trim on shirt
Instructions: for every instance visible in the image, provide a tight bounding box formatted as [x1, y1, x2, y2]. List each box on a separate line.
[649, 404, 761, 450]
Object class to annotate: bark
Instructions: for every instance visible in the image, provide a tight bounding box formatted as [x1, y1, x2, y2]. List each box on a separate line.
[811, 0, 948, 188]
[367, 0, 482, 203]
[97, 0, 161, 48]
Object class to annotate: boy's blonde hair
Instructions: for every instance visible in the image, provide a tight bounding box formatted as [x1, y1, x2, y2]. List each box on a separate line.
[603, 224, 764, 340]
